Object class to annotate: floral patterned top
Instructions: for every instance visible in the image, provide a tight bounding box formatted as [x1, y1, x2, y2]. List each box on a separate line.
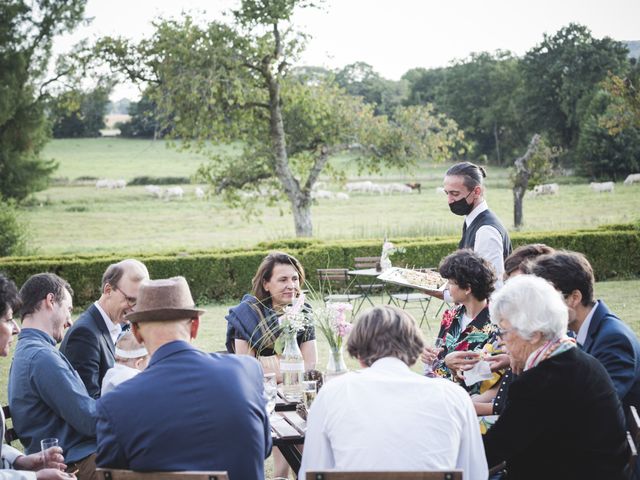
[434, 304, 496, 394]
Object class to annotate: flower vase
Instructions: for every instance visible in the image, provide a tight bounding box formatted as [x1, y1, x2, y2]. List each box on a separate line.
[326, 345, 348, 375]
[280, 332, 304, 402]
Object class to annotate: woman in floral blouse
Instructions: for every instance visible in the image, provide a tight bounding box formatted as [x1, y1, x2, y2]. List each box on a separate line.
[423, 249, 497, 393]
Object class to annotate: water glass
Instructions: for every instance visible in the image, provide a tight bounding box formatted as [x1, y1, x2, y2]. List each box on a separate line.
[263, 373, 277, 418]
[40, 438, 58, 468]
[424, 338, 445, 376]
[302, 380, 317, 409]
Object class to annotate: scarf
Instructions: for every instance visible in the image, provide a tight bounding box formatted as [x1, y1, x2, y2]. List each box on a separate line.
[524, 336, 577, 371]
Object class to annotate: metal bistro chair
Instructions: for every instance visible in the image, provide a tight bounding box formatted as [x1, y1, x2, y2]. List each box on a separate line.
[387, 268, 435, 329]
[306, 471, 463, 480]
[97, 470, 229, 480]
[352, 256, 386, 305]
[317, 269, 364, 315]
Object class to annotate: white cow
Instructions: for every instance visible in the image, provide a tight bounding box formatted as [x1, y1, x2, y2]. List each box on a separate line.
[346, 181, 375, 194]
[335, 192, 350, 201]
[388, 183, 413, 194]
[145, 185, 163, 198]
[195, 187, 206, 199]
[164, 186, 184, 200]
[532, 183, 559, 196]
[311, 189, 334, 200]
[624, 174, 640, 185]
[113, 179, 127, 189]
[590, 181, 615, 193]
[96, 179, 111, 189]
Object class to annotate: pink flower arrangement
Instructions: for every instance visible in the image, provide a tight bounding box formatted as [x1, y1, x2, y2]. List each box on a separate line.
[314, 302, 353, 351]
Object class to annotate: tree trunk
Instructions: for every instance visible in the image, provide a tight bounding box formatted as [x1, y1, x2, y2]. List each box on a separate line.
[512, 134, 541, 228]
[494, 121, 501, 166]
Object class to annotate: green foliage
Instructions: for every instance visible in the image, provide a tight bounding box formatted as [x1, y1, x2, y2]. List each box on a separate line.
[0, 226, 637, 307]
[0, 199, 29, 256]
[0, 0, 87, 201]
[520, 23, 629, 152]
[129, 176, 191, 186]
[576, 89, 640, 180]
[118, 92, 166, 139]
[599, 73, 640, 135]
[50, 83, 111, 138]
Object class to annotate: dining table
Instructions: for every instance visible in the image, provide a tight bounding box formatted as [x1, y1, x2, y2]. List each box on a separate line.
[347, 267, 386, 309]
[272, 390, 306, 478]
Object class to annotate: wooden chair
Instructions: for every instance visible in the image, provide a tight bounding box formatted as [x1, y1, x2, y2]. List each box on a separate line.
[316, 269, 364, 313]
[2, 405, 19, 445]
[306, 471, 462, 480]
[96, 469, 228, 480]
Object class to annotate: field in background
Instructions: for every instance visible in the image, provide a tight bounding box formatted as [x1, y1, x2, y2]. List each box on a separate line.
[21, 138, 640, 255]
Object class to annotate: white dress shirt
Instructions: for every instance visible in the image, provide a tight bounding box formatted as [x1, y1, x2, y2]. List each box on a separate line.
[94, 301, 122, 344]
[101, 363, 140, 396]
[444, 200, 505, 303]
[576, 301, 599, 346]
[299, 357, 488, 480]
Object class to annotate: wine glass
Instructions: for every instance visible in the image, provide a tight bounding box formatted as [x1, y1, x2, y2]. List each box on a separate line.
[424, 337, 445, 377]
[263, 373, 277, 419]
[302, 380, 317, 410]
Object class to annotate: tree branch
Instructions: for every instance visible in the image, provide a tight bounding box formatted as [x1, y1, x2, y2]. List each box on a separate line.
[215, 171, 273, 194]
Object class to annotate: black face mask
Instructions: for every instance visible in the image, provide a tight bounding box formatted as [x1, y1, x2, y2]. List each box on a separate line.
[448, 192, 474, 216]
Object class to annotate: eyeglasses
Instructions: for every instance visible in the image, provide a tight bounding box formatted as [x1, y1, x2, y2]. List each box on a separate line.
[496, 327, 514, 337]
[115, 287, 137, 307]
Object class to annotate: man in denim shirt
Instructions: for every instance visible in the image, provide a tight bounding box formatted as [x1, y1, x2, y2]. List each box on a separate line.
[9, 274, 97, 480]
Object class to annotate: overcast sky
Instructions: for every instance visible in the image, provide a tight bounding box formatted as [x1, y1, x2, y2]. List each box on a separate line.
[54, 0, 640, 100]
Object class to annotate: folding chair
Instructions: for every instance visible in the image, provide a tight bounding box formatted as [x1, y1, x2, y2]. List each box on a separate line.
[97, 470, 228, 480]
[306, 471, 463, 480]
[389, 291, 432, 329]
[317, 269, 364, 314]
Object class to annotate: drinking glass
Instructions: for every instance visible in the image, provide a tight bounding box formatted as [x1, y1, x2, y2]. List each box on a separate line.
[263, 373, 277, 418]
[302, 380, 317, 409]
[40, 438, 58, 468]
[424, 337, 445, 376]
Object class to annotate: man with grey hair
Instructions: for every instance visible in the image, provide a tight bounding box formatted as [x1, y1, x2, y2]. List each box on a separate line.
[95, 277, 271, 479]
[299, 305, 487, 480]
[61, 259, 149, 398]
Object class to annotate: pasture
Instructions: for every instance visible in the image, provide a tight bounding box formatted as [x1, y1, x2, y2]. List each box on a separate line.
[19, 138, 640, 255]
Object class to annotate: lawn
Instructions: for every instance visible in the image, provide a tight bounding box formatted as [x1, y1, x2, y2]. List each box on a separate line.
[19, 139, 640, 255]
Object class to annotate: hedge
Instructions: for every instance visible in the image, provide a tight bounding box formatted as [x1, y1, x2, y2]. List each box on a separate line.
[0, 227, 638, 309]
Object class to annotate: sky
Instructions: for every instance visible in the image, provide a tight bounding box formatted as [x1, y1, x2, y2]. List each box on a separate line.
[54, 0, 640, 100]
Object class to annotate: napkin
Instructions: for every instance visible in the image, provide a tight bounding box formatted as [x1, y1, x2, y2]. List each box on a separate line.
[463, 359, 493, 386]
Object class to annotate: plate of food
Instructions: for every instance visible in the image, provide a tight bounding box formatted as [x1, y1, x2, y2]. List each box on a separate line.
[377, 267, 447, 292]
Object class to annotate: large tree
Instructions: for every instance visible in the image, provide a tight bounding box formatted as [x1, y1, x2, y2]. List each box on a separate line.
[98, 0, 465, 236]
[50, 82, 112, 138]
[520, 23, 629, 153]
[0, 0, 87, 201]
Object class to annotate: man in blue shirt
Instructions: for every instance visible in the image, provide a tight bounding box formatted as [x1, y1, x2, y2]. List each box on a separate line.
[9, 274, 97, 480]
[96, 277, 271, 480]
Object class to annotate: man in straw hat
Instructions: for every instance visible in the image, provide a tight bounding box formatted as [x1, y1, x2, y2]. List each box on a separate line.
[95, 277, 271, 479]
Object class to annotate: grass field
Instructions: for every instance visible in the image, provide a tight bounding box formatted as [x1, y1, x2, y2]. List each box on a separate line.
[17, 138, 640, 255]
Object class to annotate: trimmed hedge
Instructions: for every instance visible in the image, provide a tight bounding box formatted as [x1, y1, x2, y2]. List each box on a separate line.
[0, 227, 638, 309]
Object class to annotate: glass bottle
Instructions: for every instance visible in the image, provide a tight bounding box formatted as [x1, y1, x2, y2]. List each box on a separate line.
[280, 332, 304, 402]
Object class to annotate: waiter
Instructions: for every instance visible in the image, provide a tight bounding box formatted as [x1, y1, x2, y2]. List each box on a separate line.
[427, 161, 512, 301]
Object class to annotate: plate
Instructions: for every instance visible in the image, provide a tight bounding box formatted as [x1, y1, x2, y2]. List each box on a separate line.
[377, 267, 447, 292]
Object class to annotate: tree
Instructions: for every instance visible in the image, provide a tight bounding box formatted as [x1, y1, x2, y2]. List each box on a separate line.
[118, 91, 167, 139]
[98, 1, 465, 236]
[0, 0, 87, 201]
[520, 23, 629, 153]
[50, 82, 112, 138]
[599, 71, 640, 135]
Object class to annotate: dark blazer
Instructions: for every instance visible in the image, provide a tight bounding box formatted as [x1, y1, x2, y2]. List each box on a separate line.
[483, 348, 628, 480]
[60, 304, 115, 399]
[95, 341, 271, 480]
[582, 300, 640, 411]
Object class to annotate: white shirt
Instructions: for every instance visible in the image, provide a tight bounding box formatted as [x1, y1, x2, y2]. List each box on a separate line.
[299, 357, 488, 480]
[576, 301, 599, 346]
[101, 363, 141, 396]
[444, 200, 505, 303]
[94, 301, 122, 345]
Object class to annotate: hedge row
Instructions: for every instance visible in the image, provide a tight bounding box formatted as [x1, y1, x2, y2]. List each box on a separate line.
[0, 228, 638, 309]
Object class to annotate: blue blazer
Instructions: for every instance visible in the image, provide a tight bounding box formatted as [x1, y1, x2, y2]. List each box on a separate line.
[582, 301, 640, 411]
[95, 341, 271, 480]
[60, 304, 115, 399]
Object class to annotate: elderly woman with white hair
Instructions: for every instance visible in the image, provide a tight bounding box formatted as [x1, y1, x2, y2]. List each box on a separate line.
[483, 275, 629, 480]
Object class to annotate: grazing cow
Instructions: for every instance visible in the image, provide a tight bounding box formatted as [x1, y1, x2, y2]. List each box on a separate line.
[590, 181, 615, 193]
[346, 181, 375, 194]
[405, 182, 422, 194]
[532, 183, 559, 196]
[335, 192, 350, 201]
[164, 186, 184, 200]
[624, 174, 640, 185]
[96, 179, 110, 189]
[113, 179, 127, 189]
[195, 187, 206, 199]
[145, 185, 163, 198]
[388, 183, 413, 194]
[311, 189, 333, 200]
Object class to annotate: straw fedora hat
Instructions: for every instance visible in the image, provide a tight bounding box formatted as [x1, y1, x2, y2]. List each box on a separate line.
[125, 276, 205, 323]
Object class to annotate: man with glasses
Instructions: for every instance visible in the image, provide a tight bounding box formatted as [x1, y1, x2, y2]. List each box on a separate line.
[61, 259, 149, 398]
